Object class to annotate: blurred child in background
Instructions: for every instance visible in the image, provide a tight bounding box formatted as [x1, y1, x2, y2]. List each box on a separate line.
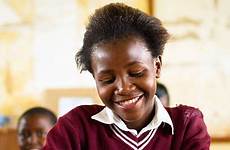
[17, 107, 57, 150]
[156, 82, 170, 107]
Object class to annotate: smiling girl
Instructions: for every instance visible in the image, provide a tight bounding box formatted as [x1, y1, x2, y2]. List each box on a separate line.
[43, 3, 210, 150]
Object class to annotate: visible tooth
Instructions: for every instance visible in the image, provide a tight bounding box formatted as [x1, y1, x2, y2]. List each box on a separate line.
[119, 97, 139, 106]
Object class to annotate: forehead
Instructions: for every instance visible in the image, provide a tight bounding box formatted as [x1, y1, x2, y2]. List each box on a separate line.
[18, 115, 52, 130]
[91, 36, 152, 67]
[95, 36, 148, 52]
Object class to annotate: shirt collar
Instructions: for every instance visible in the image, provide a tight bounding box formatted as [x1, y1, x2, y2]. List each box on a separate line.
[92, 95, 174, 136]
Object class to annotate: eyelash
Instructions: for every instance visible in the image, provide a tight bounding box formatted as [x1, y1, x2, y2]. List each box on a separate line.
[99, 78, 115, 84]
[98, 70, 144, 85]
[129, 70, 144, 77]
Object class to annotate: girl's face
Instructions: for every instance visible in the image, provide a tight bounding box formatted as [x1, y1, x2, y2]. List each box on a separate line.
[18, 115, 54, 150]
[91, 36, 161, 130]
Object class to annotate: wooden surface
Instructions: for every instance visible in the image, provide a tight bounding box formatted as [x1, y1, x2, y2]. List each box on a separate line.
[0, 128, 19, 150]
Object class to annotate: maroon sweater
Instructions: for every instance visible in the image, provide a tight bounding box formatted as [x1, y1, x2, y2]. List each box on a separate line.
[43, 105, 210, 150]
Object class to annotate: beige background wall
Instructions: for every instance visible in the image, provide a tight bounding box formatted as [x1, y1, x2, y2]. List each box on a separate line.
[0, 0, 230, 149]
[155, 0, 230, 139]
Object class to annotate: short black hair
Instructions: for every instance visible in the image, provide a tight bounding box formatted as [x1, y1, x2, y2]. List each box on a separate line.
[76, 3, 169, 73]
[17, 107, 57, 127]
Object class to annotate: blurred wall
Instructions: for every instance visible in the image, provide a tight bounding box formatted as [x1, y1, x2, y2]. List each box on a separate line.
[0, 0, 230, 144]
[155, 0, 230, 138]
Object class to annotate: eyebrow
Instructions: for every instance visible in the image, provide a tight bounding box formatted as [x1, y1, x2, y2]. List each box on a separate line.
[97, 70, 113, 75]
[96, 61, 144, 75]
[125, 61, 144, 67]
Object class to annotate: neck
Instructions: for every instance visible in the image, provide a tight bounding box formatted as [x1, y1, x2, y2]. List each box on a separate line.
[125, 105, 155, 132]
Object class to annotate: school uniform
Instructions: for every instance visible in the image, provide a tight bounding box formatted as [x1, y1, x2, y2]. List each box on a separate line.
[43, 97, 210, 150]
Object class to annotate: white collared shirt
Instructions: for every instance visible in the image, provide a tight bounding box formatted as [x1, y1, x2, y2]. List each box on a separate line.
[92, 95, 174, 136]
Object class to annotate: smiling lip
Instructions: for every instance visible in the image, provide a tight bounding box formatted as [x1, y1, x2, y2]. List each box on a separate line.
[115, 95, 143, 109]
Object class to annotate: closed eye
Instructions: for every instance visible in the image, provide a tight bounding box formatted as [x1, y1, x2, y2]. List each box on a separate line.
[129, 71, 144, 77]
[98, 77, 115, 85]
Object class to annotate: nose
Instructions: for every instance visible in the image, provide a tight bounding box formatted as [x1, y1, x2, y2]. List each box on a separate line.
[115, 76, 135, 94]
[27, 133, 39, 144]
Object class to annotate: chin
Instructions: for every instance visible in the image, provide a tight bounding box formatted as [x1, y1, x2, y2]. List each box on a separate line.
[121, 113, 143, 123]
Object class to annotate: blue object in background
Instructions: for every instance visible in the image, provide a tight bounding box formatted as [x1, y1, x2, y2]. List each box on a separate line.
[0, 115, 10, 127]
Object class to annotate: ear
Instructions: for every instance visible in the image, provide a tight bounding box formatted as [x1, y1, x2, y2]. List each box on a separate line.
[155, 56, 162, 78]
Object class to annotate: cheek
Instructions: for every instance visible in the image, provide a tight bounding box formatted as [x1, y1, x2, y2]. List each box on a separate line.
[41, 136, 46, 144]
[96, 84, 113, 105]
[18, 136, 25, 146]
[139, 76, 157, 94]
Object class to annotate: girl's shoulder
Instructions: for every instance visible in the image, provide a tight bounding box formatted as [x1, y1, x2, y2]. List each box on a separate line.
[165, 104, 203, 120]
[165, 104, 206, 134]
